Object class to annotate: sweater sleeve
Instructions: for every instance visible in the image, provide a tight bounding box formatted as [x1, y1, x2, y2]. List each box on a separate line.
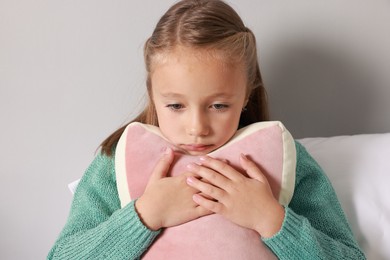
[47, 152, 160, 260]
[263, 141, 366, 260]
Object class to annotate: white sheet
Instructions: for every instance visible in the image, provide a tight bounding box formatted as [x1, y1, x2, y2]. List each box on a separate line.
[299, 133, 390, 260]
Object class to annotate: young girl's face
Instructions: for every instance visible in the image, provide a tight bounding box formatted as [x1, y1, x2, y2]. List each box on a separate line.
[151, 48, 247, 155]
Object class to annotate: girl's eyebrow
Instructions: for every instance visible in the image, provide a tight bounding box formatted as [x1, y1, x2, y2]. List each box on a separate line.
[160, 92, 235, 99]
[160, 92, 183, 98]
[209, 92, 235, 98]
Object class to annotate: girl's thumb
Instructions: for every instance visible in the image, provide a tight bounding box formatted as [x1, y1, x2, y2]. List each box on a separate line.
[239, 153, 267, 183]
[149, 147, 175, 182]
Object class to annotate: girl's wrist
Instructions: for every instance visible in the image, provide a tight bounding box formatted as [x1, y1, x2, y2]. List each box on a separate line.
[256, 202, 285, 238]
[134, 197, 161, 231]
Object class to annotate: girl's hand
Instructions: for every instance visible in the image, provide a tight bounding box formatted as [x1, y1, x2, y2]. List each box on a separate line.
[186, 154, 285, 238]
[135, 148, 211, 231]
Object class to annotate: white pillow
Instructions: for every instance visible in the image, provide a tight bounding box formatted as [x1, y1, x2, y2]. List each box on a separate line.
[68, 179, 80, 194]
[299, 133, 390, 260]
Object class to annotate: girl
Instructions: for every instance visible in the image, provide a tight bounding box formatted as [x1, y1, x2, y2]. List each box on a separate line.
[48, 0, 365, 259]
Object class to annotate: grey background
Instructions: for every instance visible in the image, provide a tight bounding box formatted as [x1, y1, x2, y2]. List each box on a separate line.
[1, 0, 389, 259]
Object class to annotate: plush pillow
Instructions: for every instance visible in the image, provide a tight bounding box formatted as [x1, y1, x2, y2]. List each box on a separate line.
[299, 133, 390, 260]
[115, 121, 296, 259]
[69, 130, 389, 259]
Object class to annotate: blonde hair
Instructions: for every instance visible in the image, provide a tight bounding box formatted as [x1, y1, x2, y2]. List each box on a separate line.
[101, 0, 268, 156]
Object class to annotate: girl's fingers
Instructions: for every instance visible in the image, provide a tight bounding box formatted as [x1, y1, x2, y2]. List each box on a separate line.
[192, 193, 224, 214]
[197, 156, 242, 182]
[239, 154, 268, 183]
[187, 161, 233, 191]
[186, 176, 225, 201]
[148, 147, 174, 183]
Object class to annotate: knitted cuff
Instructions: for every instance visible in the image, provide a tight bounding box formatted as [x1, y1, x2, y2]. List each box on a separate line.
[262, 207, 305, 253]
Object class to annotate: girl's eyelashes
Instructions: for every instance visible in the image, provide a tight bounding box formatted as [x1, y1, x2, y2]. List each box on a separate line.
[165, 103, 229, 112]
[211, 103, 229, 111]
[166, 103, 184, 111]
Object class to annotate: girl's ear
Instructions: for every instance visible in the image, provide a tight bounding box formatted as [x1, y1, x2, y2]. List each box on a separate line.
[242, 103, 248, 112]
[243, 99, 249, 110]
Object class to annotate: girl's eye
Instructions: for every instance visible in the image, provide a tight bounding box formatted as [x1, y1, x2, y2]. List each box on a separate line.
[211, 104, 229, 111]
[166, 104, 184, 111]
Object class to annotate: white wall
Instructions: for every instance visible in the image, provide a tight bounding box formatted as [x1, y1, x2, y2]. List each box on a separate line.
[256, 0, 390, 138]
[1, 0, 389, 259]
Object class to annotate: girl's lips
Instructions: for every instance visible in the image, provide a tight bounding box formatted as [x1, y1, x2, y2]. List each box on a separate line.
[181, 144, 213, 152]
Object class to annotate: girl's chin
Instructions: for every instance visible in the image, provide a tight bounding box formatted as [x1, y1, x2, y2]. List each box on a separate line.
[185, 150, 210, 156]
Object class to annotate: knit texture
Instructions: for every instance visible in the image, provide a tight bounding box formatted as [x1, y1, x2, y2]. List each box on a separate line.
[47, 154, 160, 260]
[263, 142, 365, 259]
[48, 141, 365, 259]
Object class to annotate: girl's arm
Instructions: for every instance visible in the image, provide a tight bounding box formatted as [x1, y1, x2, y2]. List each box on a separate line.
[263, 141, 366, 259]
[47, 153, 160, 260]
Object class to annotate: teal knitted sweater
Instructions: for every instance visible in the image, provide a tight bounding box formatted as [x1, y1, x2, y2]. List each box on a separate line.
[48, 142, 365, 259]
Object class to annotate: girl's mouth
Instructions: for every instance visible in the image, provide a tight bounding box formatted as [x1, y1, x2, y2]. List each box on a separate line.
[180, 144, 214, 153]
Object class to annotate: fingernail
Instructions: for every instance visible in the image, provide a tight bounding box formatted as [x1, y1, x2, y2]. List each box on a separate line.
[240, 153, 248, 160]
[164, 147, 172, 155]
[186, 163, 196, 170]
[199, 156, 208, 161]
[192, 193, 201, 203]
[186, 177, 194, 185]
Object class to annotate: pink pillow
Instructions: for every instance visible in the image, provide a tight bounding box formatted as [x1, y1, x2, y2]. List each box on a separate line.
[115, 121, 296, 259]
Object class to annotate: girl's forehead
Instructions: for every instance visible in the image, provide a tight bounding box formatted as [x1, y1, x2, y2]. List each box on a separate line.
[150, 47, 248, 100]
[151, 46, 242, 71]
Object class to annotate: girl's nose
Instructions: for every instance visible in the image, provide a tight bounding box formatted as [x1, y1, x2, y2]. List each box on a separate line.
[187, 111, 210, 137]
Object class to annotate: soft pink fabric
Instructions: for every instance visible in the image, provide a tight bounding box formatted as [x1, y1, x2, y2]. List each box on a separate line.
[117, 122, 294, 259]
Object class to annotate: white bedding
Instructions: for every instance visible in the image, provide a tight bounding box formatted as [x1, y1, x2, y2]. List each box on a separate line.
[299, 133, 390, 260]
